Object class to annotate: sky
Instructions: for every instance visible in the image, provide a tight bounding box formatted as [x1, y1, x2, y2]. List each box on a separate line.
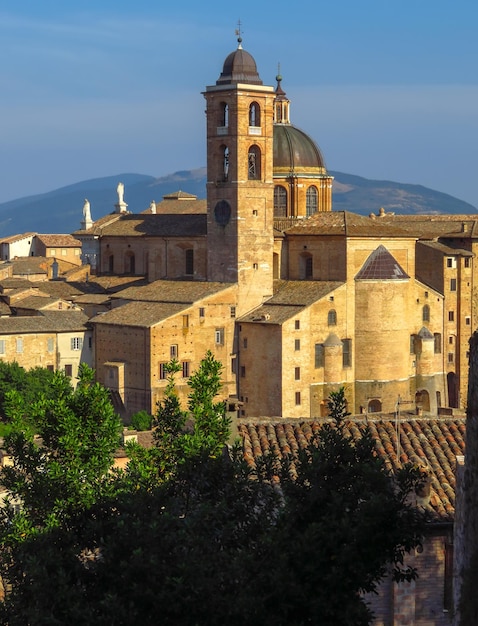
[1, 0, 478, 207]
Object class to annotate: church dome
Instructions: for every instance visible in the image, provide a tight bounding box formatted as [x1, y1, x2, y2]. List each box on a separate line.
[273, 124, 327, 175]
[216, 38, 263, 85]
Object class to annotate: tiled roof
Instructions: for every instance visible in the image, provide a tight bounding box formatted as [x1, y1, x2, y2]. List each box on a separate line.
[239, 417, 466, 523]
[10, 257, 48, 275]
[90, 301, 189, 327]
[378, 214, 478, 239]
[355, 245, 409, 280]
[11, 295, 62, 311]
[99, 213, 207, 238]
[143, 197, 207, 215]
[0, 232, 36, 244]
[417, 240, 473, 257]
[0, 310, 89, 333]
[72, 213, 123, 236]
[111, 280, 234, 304]
[35, 234, 82, 247]
[284, 211, 416, 238]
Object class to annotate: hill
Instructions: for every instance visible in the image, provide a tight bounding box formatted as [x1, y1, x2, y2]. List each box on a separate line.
[0, 168, 475, 237]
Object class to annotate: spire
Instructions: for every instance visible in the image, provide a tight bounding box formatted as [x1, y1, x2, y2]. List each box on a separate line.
[274, 66, 290, 124]
[235, 19, 243, 49]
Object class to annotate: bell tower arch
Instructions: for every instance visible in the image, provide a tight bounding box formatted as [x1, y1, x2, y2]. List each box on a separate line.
[203, 36, 275, 315]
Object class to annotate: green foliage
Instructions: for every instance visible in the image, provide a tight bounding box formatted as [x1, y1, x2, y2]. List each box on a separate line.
[0, 361, 56, 421]
[0, 382, 424, 626]
[129, 410, 153, 432]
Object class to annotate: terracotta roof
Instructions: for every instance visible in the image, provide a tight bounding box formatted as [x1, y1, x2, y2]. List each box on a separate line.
[143, 195, 207, 215]
[417, 240, 473, 256]
[35, 234, 82, 247]
[10, 257, 48, 275]
[72, 213, 123, 236]
[90, 300, 189, 327]
[284, 211, 417, 238]
[0, 232, 36, 244]
[377, 214, 478, 239]
[11, 295, 62, 311]
[355, 245, 409, 280]
[0, 310, 89, 333]
[99, 213, 207, 238]
[239, 417, 466, 523]
[111, 280, 235, 304]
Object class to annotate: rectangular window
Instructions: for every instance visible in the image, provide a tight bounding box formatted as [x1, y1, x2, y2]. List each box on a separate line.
[47, 338, 54, 353]
[305, 257, 313, 279]
[434, 333, 442, 354]
[465, 257, 471, 268]
[159, 363, 168, 379]
[466, 316, 471, 326]
[170, 344, 178, 359]
[230, 306, 236, 318]
[215, 328, 225, 345]
[185, 249, 194, 275]
[183, 315, 189, 328]
[0, 339, 5, 355]
[446, 257, 456, 268]
[199, 307, 205, 318]
[448, 311, 455, 322]
[50, 249, 56, 257]
[241, 365, 246, 378]
[448, 353, 454, 364]
[410, 334, 416, 355]
[294, 339, 300, 351]
[182, 361, 190, 378]
[88, 337, 92, 349]
[231, 357, 237, 374]
[295, 391, 301, 405]
[243, 338, 248, 349]
[295, 367, 300, 380]
[342, 338, 352, 368]
[16, 338, 23, 354]
[315, 343, 324, 368]
[71, 337, 83, 351]
[61, 248, 67, 256]
[47, 364, 54, 372]
[449, 336, 454, 345]
[64, 364, 73, 377]
[450, 278, 457, 292]
[295, 320, 300, 330]
[253, 263, 258, 270]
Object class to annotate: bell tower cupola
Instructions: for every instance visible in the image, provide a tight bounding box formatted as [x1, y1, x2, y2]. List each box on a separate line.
[203, 33, 275, 315]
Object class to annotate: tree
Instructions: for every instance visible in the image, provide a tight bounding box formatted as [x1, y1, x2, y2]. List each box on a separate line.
[0, 379, 424, 625]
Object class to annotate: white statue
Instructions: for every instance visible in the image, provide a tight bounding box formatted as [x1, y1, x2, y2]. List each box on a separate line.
[150, 200, 156, 214]
[83, 198, 91, 221]
[117, 182, 125, 205]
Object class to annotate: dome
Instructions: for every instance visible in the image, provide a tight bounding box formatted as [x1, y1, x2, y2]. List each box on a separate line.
[273, 124, 327, 174]
[216, 40, 263, 86]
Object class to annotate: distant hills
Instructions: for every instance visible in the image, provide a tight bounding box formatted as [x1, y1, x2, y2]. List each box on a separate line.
[0, 167, 475, 238]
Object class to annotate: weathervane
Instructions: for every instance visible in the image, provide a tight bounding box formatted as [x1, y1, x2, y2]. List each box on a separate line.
[235, 19, 243, 48]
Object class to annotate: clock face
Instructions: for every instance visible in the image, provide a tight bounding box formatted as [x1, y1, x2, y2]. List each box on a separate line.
[214, 200, 231, 226]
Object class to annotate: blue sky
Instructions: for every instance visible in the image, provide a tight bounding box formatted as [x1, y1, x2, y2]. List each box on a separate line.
[1, 0, 478, 208]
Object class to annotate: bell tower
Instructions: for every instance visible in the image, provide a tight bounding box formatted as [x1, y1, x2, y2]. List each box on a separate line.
[203, 36, 275, 315]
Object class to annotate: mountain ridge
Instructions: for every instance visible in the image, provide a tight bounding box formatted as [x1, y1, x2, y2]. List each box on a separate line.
[0, 168, 475, 237]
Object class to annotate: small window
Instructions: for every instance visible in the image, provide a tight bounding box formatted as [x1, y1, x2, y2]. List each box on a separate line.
[410, 334, 417, 354]
[47, 338, 54, 353]
[448, 353, 454, 364]
[448, 311, 455, 322]
[327, 310, 337, 326]
[185, 249, 194, 275]
[253, 263, 258, 270]
[450, 278, 457, 292]
[434, 333, 442, 354]
[447, 257, 456, 268]
[183, 315, 189, 328]
[295, 320, 300, 330]
[465, 257, 471, 268]
[305, 256, 313, 279]
[50, 249, 56, 257]
[295, 391, 301, 405]
[315, 343, 324, 368]
[422, 305, 430, 322]
[88, 337, 92, 349]
[0, 339, 5, 355]
[215, 328, 225, 345]
[64, 364, 73, 377]
[199, 307, 205, 318]
[295, 339, 300, 351]
[306, 186, 318, 217]
[61, 249, 67, 256]
[466, 316, 471, 326]
[16, 338, 23, 354]
[170, 345, 178, 359]
[243, 338, 248, 349]
[295, 367, 300, 381]
[449, 336, 454, 345]
[241, 365, 246, 378]
[159, 363, 168, 379]
[46, 365, 54, 372]
[71, 337, 83, 351]
[342, 338, 352, 368]
[248, 145, 261, 180]
[230, 306, 236, 318]
[182, 361, 190, 378]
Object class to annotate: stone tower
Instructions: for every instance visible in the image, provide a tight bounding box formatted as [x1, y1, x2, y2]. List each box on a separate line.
[203, 36, 275, 316]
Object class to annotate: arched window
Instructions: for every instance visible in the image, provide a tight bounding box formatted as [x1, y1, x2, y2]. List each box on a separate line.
[221, 145, 229, 181]
[274, 186, 288, 217]
[306, 186, 318, 217]
[368, 399, 382, 413]
[422, 304, 430, 322]
[327, 309, 337, 326]
[220, 102, 229, 127]
[249, 102, 260, 127]
[248, 145, 261, 180]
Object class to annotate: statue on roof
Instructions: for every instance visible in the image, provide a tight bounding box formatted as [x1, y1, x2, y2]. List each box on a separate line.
[83, 198, 91, 221]
[117, 182, 125, 205]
